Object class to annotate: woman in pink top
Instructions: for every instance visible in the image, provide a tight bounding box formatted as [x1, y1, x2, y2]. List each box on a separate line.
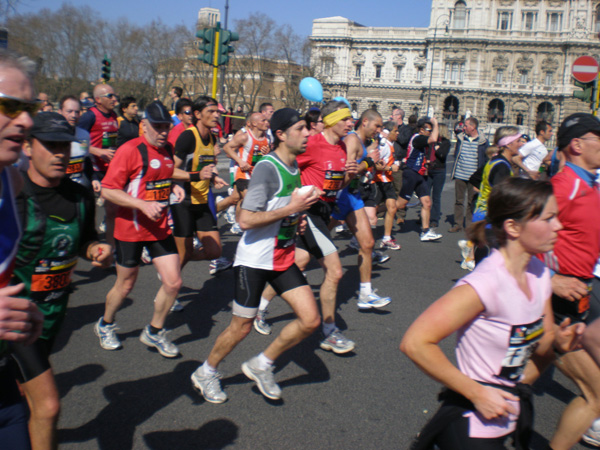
[401, 178, 582, 449]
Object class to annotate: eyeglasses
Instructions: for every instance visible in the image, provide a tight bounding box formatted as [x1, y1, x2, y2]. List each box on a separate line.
[0, 93, 42, 118]
[100, 93, 117, 99]
[183, 110, 192, 115]
[578, 136, 600, 143]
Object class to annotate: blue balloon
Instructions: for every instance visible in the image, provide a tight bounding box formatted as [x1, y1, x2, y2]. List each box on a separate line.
[299, 77, 323, 102]
[333, 96, 351, 109]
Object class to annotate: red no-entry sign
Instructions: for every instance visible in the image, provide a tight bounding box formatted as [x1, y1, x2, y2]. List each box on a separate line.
[572, 56, 599, 83]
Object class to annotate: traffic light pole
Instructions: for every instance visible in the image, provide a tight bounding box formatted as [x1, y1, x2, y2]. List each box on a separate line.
[212, 29, 220, 99]
[594, 73, 600, 117]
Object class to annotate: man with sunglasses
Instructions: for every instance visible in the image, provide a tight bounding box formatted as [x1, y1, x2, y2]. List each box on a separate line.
[0, 48, 45, 450]
[167, 98, 193, 147]
[78, 83, 119, 247]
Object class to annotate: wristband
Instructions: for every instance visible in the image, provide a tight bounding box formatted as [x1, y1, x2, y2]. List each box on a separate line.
[363, 157, 374, 168]
[189, 172, 201, 182]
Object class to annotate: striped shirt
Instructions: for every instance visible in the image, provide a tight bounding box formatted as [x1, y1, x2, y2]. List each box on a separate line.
[454, 136, 480, 181]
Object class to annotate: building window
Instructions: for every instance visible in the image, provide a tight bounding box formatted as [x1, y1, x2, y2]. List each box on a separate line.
[595, 5, 600, 33]
[444, 62, 465, 81]
[522, 12, 536, 30]
[488, 99, 505, 123]
[322, 60, 333, 76]
[516, 113, 524, 125]
[498, 11, 512, 30]
[453, 1, 467, 28]
[547, 12, 562, 32]
[496, 69, 504, 83]
[544, 72, 553, 86]
[375, 65, 382, 79]
[520, 70, 528, 84]
[355, 65, 362, 78]
[537, 101, 555, 123]
[395, 66, 402, 81]
[416, 68, 424, 81]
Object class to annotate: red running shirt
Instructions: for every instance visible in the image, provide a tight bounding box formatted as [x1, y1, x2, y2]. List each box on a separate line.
[102, 136, 175, 242]
[297, 133, 347, 203]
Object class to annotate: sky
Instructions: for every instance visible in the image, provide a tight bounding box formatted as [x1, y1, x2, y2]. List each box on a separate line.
[12, 0, 433, 37]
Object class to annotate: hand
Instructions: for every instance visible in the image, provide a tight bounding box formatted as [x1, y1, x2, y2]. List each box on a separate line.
[100, 148, 116, 163]
[213, 143, 222, 157]
[92, 180, 102, 193]
[369, 147, 381, 163]
[528, 170, 540, 180]
[297, 214, 308, 235]
[239, 161, 252, 172]
[90, 243, 113, 268]
[471, 385, 518, 420]
[199, 164, 216, 180]
[289, 187, 319, 214]
[375, 160, 386, 170]
[345, 160, 358, 177]
[172, 184, 185, 203]
[213, 176, 228, 189]
[555, 318, 585, 353]
[430, 117, 438, 125]
[392, 164, 399, 172]
[138, 200, 165, 221]
[0, 284, 43, 345]
[552, 274, 589, 301]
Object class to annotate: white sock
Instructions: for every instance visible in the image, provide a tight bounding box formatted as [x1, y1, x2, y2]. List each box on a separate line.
[322, 321, 336, 336]
[382, 235, 391, 241]
[202, 361, 217, 375]
[258, 297, 270, 312]
[256, 352, 273, 370]
[360, 282, 372, 296]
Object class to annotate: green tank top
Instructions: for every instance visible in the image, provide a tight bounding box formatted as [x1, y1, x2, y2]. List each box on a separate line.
[13, 183, 84, 340]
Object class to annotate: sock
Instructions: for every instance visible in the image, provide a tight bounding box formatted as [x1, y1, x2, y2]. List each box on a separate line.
[322, 321, 336, 336]
[360, 282, 372, 296]
[202, 360, 217, 375]
[256, 352, 273, 370]
[382, 235, 391, 241]
[149, 325, 161, 335]
[100, 317, 113, 326]
[258, 297, 270, 312]
[422, 228, 430, 233]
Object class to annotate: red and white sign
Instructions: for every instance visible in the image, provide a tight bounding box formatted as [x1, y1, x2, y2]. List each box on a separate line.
[572, 56, 599, 83]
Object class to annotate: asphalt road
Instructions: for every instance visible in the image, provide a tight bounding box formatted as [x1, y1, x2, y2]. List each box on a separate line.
[52, 168, 592, 449]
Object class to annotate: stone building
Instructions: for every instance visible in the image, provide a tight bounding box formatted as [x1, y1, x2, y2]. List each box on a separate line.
[310, 0, 600, 135]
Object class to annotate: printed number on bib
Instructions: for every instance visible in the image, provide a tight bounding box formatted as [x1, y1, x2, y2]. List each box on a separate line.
[498, 317, 544, 381]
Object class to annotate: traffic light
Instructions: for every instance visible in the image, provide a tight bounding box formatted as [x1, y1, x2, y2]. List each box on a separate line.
[196, 28, 216, 65]
[217, 30, 239, 66]
[573, 80, 595, 105]
[101, 55, 111, 82]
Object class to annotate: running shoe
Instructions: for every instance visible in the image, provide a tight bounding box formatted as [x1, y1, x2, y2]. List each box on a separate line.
[230, 223, 243, 235]
[372, 250, 390, 264]
[458, 239, 472, 260]
[349, 236, 360, 250]
[98, 218, 106, 233]
[193, 237, 203, 250]
[94, 318, 121, 350]
[170, 299, 184, 312]
[357, 289, 392, 309]
[379, 239, 401, 250]
[320, 328, 355, 354]
[335, 223, 348, 234]
[420, 229, 443, 242]
[215, 196, 225, 218]
[460, 259, 475, 271]
[139, 326, 179, 358]
[191, 367, 228, 404]
[241, 357, 282, 400]
[209, 257, 233, 275]
[253, 310, 272, 335]
[225, 206, 236, 224]
[141, 247, 152, 264]
[583, 420, 600, 447]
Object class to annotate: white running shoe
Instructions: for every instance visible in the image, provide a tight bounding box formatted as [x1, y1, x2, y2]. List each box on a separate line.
[420, 229, 442, 242]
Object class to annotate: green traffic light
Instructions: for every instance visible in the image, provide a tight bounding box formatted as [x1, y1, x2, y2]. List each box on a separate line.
[573, 80, 594, 104]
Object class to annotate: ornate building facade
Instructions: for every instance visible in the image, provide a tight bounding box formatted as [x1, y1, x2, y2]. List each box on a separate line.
[310, 0, 600, 134]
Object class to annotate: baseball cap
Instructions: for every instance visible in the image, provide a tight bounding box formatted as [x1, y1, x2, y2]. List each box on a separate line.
[30, 112, 77, 142]
[143, 100, 172, 124]
[557, 113, 600, 149]
[270, 108, 301, 135]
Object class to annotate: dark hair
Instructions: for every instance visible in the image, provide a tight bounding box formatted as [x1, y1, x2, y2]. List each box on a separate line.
[58, 95, 79, 111]
[535, 120, 550, 136]
[172, 86, 183, 97]
[408, 115, 418, 126]
[465, 116, 479, 129]
[304, 108, 321, 129]
[259, 102, 273, 112]
[175, 98, 193, 115]
[192, 95, 218, 124]
[119, 96, 137, 114]
[467, 178, 553, 247]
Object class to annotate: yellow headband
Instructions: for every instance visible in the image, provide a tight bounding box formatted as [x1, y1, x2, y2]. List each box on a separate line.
[323, 108, 351, 128]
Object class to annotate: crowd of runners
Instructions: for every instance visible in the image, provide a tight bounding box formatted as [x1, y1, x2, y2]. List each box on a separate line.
[2, 47, 600, 449]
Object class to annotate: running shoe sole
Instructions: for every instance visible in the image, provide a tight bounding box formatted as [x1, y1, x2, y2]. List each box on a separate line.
[241, 362, 281, 400]
[319, 340, 355, 354]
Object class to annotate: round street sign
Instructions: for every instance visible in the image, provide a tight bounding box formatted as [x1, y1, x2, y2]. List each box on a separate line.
[572, 55, 599, 83]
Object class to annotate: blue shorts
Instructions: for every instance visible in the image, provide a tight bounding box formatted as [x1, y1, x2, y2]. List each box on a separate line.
[331, 188, 364, 221]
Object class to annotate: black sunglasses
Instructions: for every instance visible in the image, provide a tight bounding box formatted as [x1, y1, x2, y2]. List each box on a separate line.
[0, 93, 42, 118]
[100, 93, 117, 99]
[183, 110, 193, 115]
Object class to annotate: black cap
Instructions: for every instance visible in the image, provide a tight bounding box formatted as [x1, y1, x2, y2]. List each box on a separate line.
[143, 100, 172, 124]
[557, 113, 600, 149]
[270, 108, 301, 135]
[417, 117, 432, 130]
[30, 112, 76, 142]
[520, 134, 531, 142]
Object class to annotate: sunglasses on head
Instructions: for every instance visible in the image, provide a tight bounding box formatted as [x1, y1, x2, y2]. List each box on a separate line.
[0, 93, 42, 119]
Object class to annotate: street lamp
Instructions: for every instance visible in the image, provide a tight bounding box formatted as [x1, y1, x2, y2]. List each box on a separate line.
[426, 14, 449, 114]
